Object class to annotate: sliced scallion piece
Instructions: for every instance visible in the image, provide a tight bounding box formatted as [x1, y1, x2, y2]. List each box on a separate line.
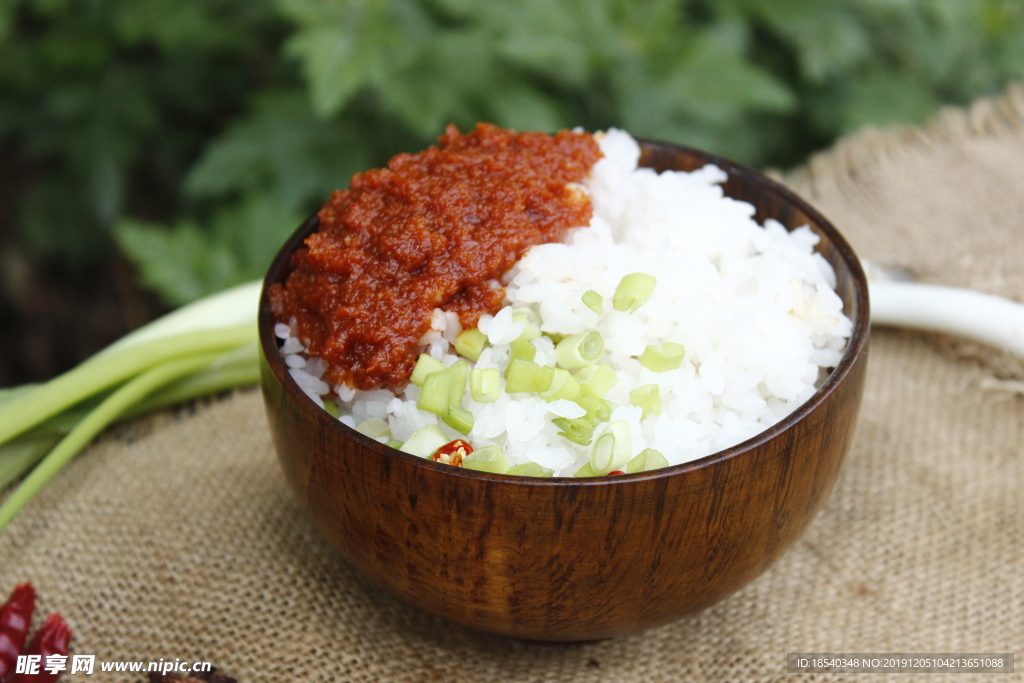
[469, 367, 501, 403]
[552, 417, 594, 446]
[539, 368, 579, 402]
[613, 273, 656, 313]
[582, 290, 604, 315]
[462, 445, 509, 474]
[626, 450, 646, 473]
[447, 360, 469, 408]
[555, 331, 604, 370]
[355, 417, 391, 439]
[505, 360, 554, 393]
[410, 353, 446, 386]
[323, 401, 341, 419]
[639, 342, 686, 372]
[454, 328, 488, 361]
[506, 462, 554, 477]
[589, 420, 632, 474]
[417, 369, 453, 415]
[629, 384, 662, 418]
[574, 363, 619, 398]
[573, 462, 598, 477]
[386, 440, 404, 450]
[512, 308, 541, 341]
[508, 339, 537, 367]
[643, 448, 669, 471]
[398, 425, 449, 458]
[442, 406, 474, 435]
[575, 396, 613, 424]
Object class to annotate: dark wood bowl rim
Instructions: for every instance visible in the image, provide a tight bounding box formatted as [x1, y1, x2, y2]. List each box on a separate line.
[258, 139, 870, 488]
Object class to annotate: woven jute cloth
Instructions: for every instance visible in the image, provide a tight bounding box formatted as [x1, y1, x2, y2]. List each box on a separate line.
[3, 85, 1023, 682]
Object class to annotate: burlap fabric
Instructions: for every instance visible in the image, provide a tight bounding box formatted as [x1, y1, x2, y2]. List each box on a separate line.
[2, 86, 1023, 682]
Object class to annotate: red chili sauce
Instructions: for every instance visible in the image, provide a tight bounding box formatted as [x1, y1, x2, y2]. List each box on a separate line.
[269, 123, 601, 390]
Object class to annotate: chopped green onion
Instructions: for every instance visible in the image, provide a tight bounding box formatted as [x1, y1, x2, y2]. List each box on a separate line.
[355, 417, 391, 439]
[442, 406, 474, 435]
[539, 368, 580, 402]
[590, 420, 632, 474]
[552, 417, 594, 446]
[463, 445, 510, 474]
[575, 363, 619, 398]
[575, 396, 613, 424]
[505, 360, 554, 393]
[398, 425, 449, 458]
[613, 273, 656, 313]
[573, 462, 598, 477]
[545, 332, 564, 345]
[512, 308, 541, 341]
[642, 448, 669, 471]
[626, 450, 646, 473]
[323, 401, 341, 419]
[506, 462, 554, 477]
[639, 342, 686, 372]
[410, 353, 446, 386]
[386, 440, 404, 450]
[512, 307, 539, 326]
[507, 339, 537, 370]
[629, 384, 662, 418]
[447, 360, 469, 408]
[582, 290, 604, 315]
[469, 367, 501, 403]
[454, 328, 488, 361]
[555, 331, 604, 370]
[417, 369, 453, 415]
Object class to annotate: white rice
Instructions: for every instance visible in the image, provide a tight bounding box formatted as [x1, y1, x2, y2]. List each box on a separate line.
[278, 129, 852, 475]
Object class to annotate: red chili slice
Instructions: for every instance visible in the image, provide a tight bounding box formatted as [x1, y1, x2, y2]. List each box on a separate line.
[433, 439, 473, 467]
[607, 470, 625, 475]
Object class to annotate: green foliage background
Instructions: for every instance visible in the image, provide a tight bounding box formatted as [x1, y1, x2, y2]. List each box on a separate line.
[2, 0, 1023, 306]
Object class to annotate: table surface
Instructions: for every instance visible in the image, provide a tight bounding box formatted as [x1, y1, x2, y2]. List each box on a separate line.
[2, 84, 1023, 683]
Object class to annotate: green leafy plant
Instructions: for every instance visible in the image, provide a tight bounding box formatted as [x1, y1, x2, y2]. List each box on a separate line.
[1, 0, 1022, 306]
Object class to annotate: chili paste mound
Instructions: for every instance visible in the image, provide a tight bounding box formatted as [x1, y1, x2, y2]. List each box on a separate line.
[269, 123, 601, 390]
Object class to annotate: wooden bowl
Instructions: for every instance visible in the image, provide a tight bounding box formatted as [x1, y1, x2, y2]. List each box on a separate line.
[258, 140, 870, 641]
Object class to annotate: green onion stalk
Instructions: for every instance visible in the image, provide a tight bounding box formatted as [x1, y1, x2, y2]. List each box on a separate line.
[0, 280, 263, 532]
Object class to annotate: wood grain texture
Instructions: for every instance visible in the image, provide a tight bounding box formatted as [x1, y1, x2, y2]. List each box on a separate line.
[258, 142, 871, 641]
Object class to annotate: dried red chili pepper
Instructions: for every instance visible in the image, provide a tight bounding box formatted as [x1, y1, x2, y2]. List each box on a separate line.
[607, 471, 624, 475]
[432, 439, 473, 467]
[7, 614, 71, 683]
[0, 583, 36, 683]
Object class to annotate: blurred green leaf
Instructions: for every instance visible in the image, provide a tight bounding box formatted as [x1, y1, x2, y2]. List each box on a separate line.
[840, 71, 939, 131]
[744, 0, 871, 82]
[1, 0, 1023, 307]
[116, 194, 303, 306]
[487, 80, 566, 133]
[280, 0, 390, 116]
[185, 90, 370, 206]
[113, 0, 256, 51]
[116, 219, 243, 306]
